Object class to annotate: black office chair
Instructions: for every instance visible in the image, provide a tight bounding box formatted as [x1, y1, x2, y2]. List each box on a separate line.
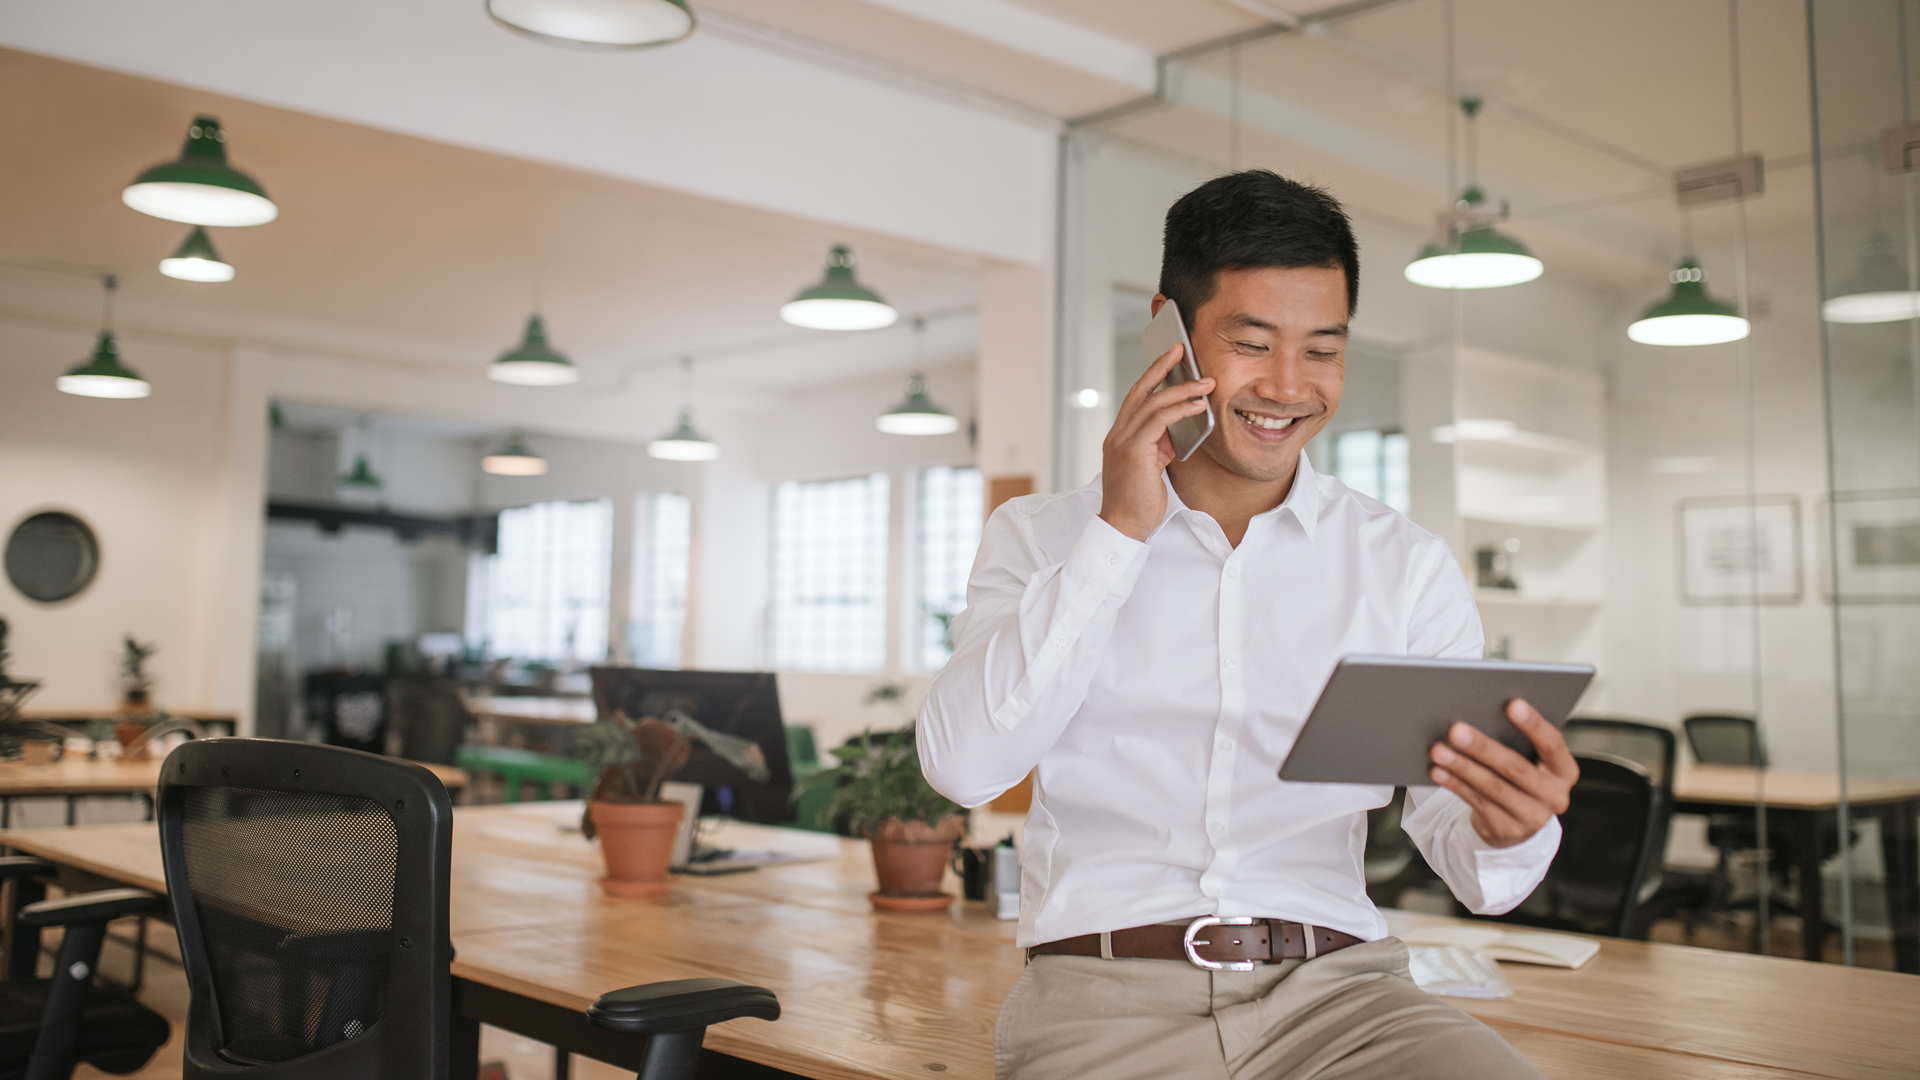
[1470, 752, 1667, 939]
[0, 857, 171, 1079]
[158, 738, 777, 1080]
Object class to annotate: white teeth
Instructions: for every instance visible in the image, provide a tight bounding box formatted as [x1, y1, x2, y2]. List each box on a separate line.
[1237, 410, 1297, 431]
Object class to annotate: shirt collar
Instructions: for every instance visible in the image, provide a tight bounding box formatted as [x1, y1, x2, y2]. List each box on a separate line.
[1155, 453, 1322, 542]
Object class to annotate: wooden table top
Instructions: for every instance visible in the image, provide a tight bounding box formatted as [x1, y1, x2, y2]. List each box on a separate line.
[0, 756, 467, 797]
[1674, 764, 1920, 810]
[4, 801, 1917, 1080]
[463, 696, 597, 725]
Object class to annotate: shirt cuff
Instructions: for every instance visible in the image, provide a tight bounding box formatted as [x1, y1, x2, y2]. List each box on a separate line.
[1466, 815, 1562, 914]
[1064, 514, 1150, 597]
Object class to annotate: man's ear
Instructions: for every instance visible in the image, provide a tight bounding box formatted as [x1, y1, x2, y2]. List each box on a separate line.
[1150, 293, 1167, 317]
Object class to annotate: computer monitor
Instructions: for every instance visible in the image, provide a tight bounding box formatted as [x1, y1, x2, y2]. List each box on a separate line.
[587, 666, 795, 825]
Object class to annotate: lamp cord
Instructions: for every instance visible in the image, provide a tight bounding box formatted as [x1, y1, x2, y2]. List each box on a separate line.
[1228, 43, 1242, 171]
[101, 274, 117, 333]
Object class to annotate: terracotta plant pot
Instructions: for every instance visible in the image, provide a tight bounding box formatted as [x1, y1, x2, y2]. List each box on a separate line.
[868, 815, 966, 912]
[590, 800, 685, 898]
[114, 722, 151, 761]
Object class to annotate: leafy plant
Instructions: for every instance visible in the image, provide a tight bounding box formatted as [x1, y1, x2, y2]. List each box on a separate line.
[0, 617, 10, 683]
[119, 635, 158, 697]
[793, 726, 959, 838]
[572, 711, 692, 840]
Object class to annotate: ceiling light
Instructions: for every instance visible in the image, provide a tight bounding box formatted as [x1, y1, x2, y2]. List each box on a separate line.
[58, 332, 151, 399]
[1407, 97, 1542, 290]
[490, 314, 580, 385]
[58, 276, 150, 399]
[1823, 231, 1920, 323]
[338, 455, 383, 490]
[1074, 388, 1101, 408]
[1628, 260, 1750, 346]
[122, 116, 277, 227]
[486, 0, 694, 47]
[648, 358, 719, 460]
[781, 245, 897, 331]
[483, 430, 549, 475]
[159, 226, 235, 282]
[877, 320, 960, 435]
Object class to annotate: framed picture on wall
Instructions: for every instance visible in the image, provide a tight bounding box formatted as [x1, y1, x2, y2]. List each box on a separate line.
[1677, 495, 1802, 605]
[1822, 489, 1920, 603]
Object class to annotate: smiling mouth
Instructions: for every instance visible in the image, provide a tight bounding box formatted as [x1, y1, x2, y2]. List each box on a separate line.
[1235, 408, 1304, 433]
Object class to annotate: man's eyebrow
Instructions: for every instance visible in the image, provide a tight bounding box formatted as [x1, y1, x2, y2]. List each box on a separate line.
[1220, 312, 1349, 338]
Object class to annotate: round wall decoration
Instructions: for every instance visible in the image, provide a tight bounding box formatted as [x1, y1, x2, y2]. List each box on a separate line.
[5, 512, 100, 603]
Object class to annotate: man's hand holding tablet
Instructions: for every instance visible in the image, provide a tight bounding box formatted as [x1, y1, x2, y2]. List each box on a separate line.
[1428, 700, 1580, 848]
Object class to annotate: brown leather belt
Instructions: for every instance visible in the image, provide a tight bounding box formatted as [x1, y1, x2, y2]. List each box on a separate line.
[1027, 917, 1364, 971]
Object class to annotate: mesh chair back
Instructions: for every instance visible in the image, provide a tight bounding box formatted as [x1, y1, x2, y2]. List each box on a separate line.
[1491, 753, 1664, 938]
[159, 739, 452, 1079]
[1683, 714, 1766, 768]
[1564, 718, 1676, 798]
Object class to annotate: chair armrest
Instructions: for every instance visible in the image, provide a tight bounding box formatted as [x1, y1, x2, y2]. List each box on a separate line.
[588, 978, 780, 1035]
[19, 888, 166, 928]
[0, 857, 54, 881]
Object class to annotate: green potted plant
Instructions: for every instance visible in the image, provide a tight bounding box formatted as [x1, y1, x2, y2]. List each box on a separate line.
[572, 711, 692, 897]
[796, 726, 964, 912]
[115, 635, 160, 757]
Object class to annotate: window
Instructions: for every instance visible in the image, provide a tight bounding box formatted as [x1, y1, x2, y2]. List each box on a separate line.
[629, 492, 692, 668]
[767, 473, 890, 671]
[914, 465, 983, 671]
[480, 499, 613, 663]
[1333, 429, 1409, 514]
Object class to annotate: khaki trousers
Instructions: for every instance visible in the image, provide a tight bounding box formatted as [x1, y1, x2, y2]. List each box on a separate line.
[994, 938, 1544, 1080]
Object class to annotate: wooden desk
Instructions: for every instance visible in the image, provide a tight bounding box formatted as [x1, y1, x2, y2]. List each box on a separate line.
[0, 756, 469, 826]
[1673, 765, 1920, 972]
[6, 803, 1919, 1079]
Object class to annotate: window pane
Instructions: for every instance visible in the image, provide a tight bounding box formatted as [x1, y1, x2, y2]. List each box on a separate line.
[1381, 431, 1409, 515]
[915, 466, 983, 670]
[767, 473, 890, 672]
[1334, 429, 1383, 501]
[629, 492, 691, 668]
[484, 499, 613, 664]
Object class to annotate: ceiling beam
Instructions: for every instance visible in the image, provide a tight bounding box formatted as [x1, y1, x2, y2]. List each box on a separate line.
[857, 0, 1158, 93]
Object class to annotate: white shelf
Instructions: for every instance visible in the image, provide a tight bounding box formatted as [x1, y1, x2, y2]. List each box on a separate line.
[1474, 590, 1603, 609]
[1461, 511, 1604, 533]
[1456, 432, 1596, 471]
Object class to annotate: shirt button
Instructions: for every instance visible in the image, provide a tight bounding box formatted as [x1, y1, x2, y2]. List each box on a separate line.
[1208, 821, 1227, 838]
[1218, 738, 1234, 753]
[1226, 565, 1240, 579]
[1202, 883, 1221, 898]
[1105, 553, 1120, 568]
[1223, 658, 1238, 671]
[1053, 635, 1068, 648]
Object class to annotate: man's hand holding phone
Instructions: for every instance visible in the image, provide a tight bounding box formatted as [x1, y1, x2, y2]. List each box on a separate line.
[1099, 342, 1214, 542]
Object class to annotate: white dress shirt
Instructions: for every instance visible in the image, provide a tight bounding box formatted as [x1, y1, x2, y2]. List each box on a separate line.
[918, 456, 1560, 948]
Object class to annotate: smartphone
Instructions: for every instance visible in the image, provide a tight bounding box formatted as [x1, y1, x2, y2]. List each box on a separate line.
[1140, 299, 1215, 461]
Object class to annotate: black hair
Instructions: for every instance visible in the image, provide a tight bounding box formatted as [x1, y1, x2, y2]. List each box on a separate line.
[1159, 170, 1359, 321]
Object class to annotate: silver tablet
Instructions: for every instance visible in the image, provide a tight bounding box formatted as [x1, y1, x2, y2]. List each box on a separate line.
[1277, 656, 1595, 787]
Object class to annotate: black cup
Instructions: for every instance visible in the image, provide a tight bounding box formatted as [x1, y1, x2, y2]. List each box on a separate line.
[952, 845, 993, 901]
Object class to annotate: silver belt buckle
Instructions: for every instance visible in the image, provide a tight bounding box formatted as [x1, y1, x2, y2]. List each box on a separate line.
[1182, 916, 1258, 972]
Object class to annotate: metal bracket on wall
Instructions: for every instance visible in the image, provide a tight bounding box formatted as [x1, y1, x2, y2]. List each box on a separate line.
[1674, 154, 1765, 206]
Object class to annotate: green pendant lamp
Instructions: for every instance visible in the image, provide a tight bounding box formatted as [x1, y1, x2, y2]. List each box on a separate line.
[58, 277, 151, 399]
[487, 0, 694, 47]
[1406, 98, 1542, 290]
[781, 245, 898, 331]
[876, 320, 960, 435]
[1823, 231, 1920, 323]
[159, 226, 235, 282]
[122, 116, 277, 227]
[489, 314, 580, 385]
[648, 358, 720, 460]
[483, 430, 549, 475]
[1628, 259, 1749, 346]
[337, 455, 383, 489]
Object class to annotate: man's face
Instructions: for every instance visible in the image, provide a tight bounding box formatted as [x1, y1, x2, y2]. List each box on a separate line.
[1159, 264, 1349, 485]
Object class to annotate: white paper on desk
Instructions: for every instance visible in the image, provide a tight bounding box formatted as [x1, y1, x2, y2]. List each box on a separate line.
[1397, 925, 1599, 970]
[1407, 946, 1513, 998]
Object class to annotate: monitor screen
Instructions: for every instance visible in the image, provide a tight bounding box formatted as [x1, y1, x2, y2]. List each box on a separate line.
[587, 666, 794, 825]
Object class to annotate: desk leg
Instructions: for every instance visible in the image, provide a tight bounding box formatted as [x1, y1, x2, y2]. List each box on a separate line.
[450, 1009, 480, 1080]
[1798, 810, 1828, 963]
[1882, 799, 1919, 974]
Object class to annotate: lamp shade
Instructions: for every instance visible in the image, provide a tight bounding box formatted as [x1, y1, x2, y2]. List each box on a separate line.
[876, 374, 960, 435]
[1823, 232, 1920, 323]
[489, 315, 580, 385]
[483, 431, 549, 475]
[337, 455, 383, 489]
[486, 0, 694, 47]
[647, 408, 720, 460]
[122, 116, 277, 227]
[57, 332, 151, 399]
[781, 245, 897, 330]
[1628, 260, 1750, 346]
[1405, 225, 1543, 289]
[159, 226, 235, 282]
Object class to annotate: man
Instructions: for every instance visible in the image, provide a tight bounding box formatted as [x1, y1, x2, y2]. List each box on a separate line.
[917, 171, 1578, 1080]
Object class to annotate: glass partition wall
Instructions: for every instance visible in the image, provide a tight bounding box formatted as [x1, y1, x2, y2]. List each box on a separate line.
[1059, 0, 1914, 969]
[1810, 0, 1920, 972]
